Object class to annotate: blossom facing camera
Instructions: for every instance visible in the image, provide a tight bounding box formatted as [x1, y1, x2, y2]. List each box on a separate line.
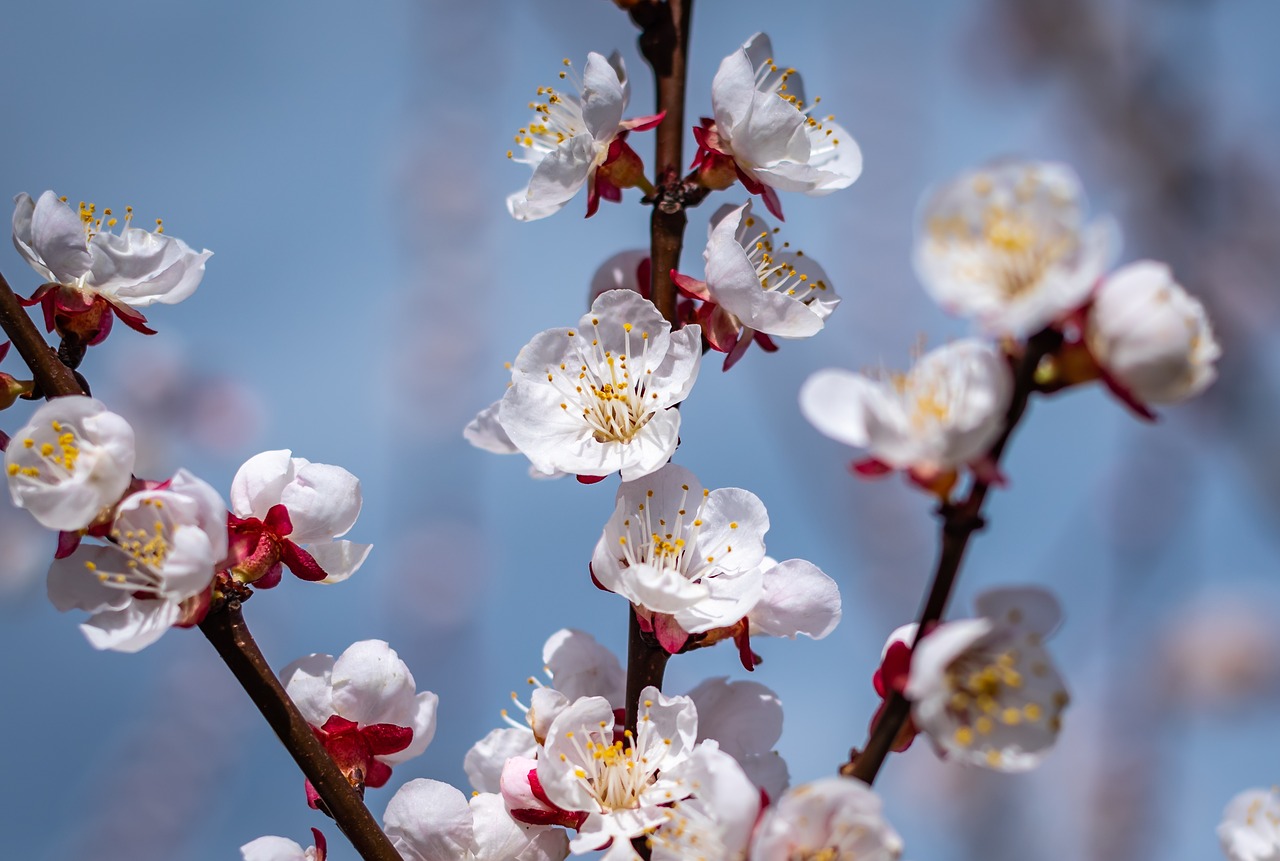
[799, 339, 1012, 492]
[914, 161, 1116, 336]
[6, 396, 136, 532]
[281, 639, 438, 806]
[696, 33, 862, 220]
[674, 201, 838, 369]
[1086, 260, 1220, 412]
[905, 586, 1070, 771]
[46, 468, 228, 652]
[533, 686, 698, 853]
[751, 777, 903, 861]
[591, 462, 769, 653]
[1218, 787, 1280, 861]
[227, 449, 371, 587]
[13, 191, 211, 342]
[507, 52, 663, 221]
[496, 290, 701, 481]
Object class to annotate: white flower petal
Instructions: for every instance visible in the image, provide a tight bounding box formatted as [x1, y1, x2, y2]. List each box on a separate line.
[384, 778, 476, 861]
[307, 540, 372, 584]
[330, 639, 418, 727]
[465, 727, 536, 794]
[280, 653, 337, 727]
[748, 557, 841, 640]
[230, 449, 296, 519]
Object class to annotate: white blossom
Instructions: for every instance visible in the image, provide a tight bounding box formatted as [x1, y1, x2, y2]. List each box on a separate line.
[905, 586, 1070, 771]
[282, 639, 439, 768]
[1219, 787, 1280, 861]
[13, 190, 211, 323]
[800, 339, 1012, 479]
[46, 469, 227, 652]
[6, 395, 135, 531]
[677, 202, 838, 367]
[507, 53, 661, 221]
[746, 556, 842, 642]
[700, 33, 861, 217]
[497, 290, 701, 481]
[385, 779, 569, 861]
[750, 777, 902, 861]
[648, 744, 762, 861]
[229, 449, 371, 584]
[534, 686, 698, 853]
[1086, 260, 1220, 407]
[467, 631, 789, 802]
[914, 161, 1116, 336]
[591, 463, 769, 645]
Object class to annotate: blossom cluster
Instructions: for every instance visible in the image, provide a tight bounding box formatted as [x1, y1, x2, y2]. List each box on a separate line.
[5, 395, 369, 651]
[0, 13, 1232, 861]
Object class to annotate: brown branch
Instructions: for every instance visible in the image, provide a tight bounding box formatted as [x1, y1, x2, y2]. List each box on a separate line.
[845, 328, 1063, 784]
[630, 0, 694, 326]
[616, 0, 693, 742]
[0, 271, 82, 397]
[624, 606, 672, 732]
[200, 602, 402, 861]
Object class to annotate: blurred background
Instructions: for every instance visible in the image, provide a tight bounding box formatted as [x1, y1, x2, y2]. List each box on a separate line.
[1, 1, 1278, 858]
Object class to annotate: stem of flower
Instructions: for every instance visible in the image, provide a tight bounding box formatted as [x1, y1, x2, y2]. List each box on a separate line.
[0, 271, 83, 398]
[845, 328, 1063, 785]
[624, 607, 671, 732]
[629, 0, 694, 326]
[200, 602, 401, 861]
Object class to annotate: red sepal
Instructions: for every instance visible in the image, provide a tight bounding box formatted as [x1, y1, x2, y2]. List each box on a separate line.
[1099, 367, 1159, 422]
[511, 766, 590, 829]
[624, 110, 666, 132]
[361, 723, 414, 757]
[733, 624, 763, 672]
[55, 529, 82, 559]
[754, 332, 779, 352]
[670, 270, 711, 301]
[576, 473, 607, 485]
[311, 829, 327, 861]
[851, 458, 893, 478]
[280, 540, 328, 582]
[696, 302, 740, 354]
[653, 613, 690, 654]
[723, 328, 756, 371]
[263, 503, 294, 536]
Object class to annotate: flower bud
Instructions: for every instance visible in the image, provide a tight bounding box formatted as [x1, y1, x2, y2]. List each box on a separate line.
[1087, 260, 1219, 405]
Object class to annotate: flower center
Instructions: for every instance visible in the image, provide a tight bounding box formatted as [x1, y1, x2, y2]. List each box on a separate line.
[7, 419, 84, 483]
[566, 699, 673, 812]
[883, 365, 956, 431]
[550, 316, 661, 444]
[69, 198, 162, 239]
[507, 60, 589, 159]
[754, 58, 845, 154]
[87, 497, 182, 597]
[740, 217, 829, 304]
[943, 643, 1067, 766]
[928, 198, 1078, 300]
[615, 483, 740, 581]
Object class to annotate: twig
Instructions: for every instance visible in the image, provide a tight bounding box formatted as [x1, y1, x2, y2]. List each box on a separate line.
[846, 328, 1063, 784]
[0, 271, 82, 397]
[617, 0, 694, 741]
[630, 0, 694, 326]
[624, 607, 672, 731]
[200, 602, 402, 861]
